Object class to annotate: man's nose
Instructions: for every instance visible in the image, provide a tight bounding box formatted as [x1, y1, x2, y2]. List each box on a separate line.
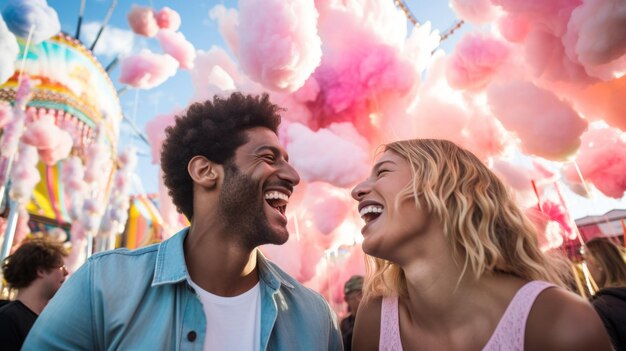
[279, 161, 300, 186]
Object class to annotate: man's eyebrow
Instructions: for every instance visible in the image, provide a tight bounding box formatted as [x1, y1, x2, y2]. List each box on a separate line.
[254, 145, 289, 161]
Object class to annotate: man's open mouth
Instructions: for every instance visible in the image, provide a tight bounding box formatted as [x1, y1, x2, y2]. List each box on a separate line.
[264, 191, 289, 215]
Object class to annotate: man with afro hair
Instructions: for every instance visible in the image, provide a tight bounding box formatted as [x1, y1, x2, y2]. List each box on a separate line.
[24, 92, 343, 351]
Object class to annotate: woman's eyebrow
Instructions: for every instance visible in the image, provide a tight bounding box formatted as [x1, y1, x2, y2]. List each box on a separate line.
[372, 160, 396, 173]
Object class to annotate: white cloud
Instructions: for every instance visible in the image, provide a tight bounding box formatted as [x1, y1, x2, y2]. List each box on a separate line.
[81, 21, 134, 59]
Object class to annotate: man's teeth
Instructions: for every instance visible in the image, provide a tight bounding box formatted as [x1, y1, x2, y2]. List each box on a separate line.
[264, 191, 289, 201]
[359, 205, 383, 217]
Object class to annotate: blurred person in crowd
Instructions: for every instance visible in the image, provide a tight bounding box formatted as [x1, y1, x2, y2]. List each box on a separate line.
[351, 139, 612, 351]
[341, 275, 363, 351]
[0, 237, 68, 351]
[24, 92, 342, 350]
[585, 237, 626, 351]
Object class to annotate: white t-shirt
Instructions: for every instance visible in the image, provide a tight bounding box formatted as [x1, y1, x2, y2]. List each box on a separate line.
[188, 279, 262, 351]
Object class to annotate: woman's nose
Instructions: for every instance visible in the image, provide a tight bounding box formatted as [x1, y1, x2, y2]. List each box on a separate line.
[351, 180, 370, 200]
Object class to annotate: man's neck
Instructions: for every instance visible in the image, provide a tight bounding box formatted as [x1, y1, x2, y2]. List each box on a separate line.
[16, 287, 47, 315]
[184, 224, 260, 297]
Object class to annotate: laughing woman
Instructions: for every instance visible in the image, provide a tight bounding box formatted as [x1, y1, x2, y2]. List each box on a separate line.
[350, 139, 612, 351]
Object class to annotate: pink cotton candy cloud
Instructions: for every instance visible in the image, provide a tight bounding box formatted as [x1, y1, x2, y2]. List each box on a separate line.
[497, 13, 530, 43]
[9, 144, 40, 205]
[155, 7, 181, 31]
[463, 112, 511, 161]
[450, 0, 499, 24]
[492, 159, 535, 194]
[156, 29, 196, 69]
[446, 33, 510, 91]
[237, 0, 322, 92]
[308, 42, 417, 139]
[21, 114, 62, 149]
[315, 0, 408, 51]
[38, 131, 72, 166]
[190, 48, 256, 101]
[0, 101, 12, 129]
[574, 76, 626, 131]
[127, 5, 158, 37]
[209, 5, 240, 57]
[302, 183, 351, 235]
[412, 95, 468, 144]
[119, 50, 179, 89]
[84, 137, 110, 185]
[563, 0, 626, 80]
[562, 127, 626, 198]
[493, 0, 596, 84]
[487, 80, 588, 161]
[284, 123, 370, 188]
[145, 111, 176, 164]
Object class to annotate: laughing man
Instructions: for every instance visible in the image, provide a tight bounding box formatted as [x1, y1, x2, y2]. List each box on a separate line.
[23, 93, 343, 351]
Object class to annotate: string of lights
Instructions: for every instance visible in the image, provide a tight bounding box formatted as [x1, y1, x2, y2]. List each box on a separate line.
[393, 0, 465, 43]
[394, 0, 419, 27]
[440, 20, 465, 42]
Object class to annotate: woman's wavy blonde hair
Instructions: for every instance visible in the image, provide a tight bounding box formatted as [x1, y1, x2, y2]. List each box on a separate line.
[364, 139, 571, 300]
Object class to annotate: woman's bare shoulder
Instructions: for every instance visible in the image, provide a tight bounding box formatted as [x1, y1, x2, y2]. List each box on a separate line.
[352, 296, 383, 351]
[525, 287, 613, 351]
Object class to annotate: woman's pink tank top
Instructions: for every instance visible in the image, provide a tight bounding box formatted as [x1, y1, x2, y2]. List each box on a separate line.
[379, 280, 555, 351]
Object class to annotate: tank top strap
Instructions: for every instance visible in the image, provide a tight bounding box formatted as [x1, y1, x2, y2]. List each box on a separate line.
[482, 280, 556, 351]
[380, 296, 403, 351]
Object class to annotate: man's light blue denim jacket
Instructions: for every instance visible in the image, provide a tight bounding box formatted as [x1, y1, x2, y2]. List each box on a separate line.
[23, 228, 343, 350]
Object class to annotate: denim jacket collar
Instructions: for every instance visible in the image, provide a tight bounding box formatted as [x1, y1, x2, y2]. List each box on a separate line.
[151, 227, 294, 290]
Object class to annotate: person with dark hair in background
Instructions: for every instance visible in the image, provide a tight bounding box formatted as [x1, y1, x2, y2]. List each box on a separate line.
[24, 92, 342, 350]
[0, 237, 68, 351]
[585, 237, 626, 351]
[341, 275, 363, 351]
[351, 138, 612, 351]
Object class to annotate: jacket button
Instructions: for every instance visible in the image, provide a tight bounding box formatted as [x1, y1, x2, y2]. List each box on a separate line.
[187, 331, 197, 342]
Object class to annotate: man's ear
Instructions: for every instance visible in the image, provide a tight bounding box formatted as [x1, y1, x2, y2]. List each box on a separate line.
[188, 156, 222, 189]
[36, 267, 46, 278]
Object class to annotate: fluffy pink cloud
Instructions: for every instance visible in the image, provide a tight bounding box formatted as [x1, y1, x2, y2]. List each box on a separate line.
[0, 101, 12, 129]
[307, 42, 417, 139]
[145, 112, 177, 164]
[237, 0, 322, 92]
[487, 80, 588, 160]
[562, 127, 626, 198]
[155, 7, 181, 31]
[119, 50, 179, 89]
[571, 76, 626, 131]
[209, 5, 240, 57]
[563, 0, 626, 80]
[450, 0, 499, 24]
[21, 113, 73, 165]
[446, 33, 510, 90]
[127, 5, 158, 37]
[156, 29, 196, 69]
[284, 123, 370, 188]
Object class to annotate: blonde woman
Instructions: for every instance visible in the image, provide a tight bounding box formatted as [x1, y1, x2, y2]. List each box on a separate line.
[351, 139, 611, 351]
[585, 237, 626, 350]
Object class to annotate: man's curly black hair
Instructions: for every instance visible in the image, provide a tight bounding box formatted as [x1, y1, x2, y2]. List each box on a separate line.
[160, 92, 282, 219]
[2, 237, 68, 289]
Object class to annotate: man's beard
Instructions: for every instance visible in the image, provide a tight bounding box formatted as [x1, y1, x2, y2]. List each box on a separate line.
[218, 164, 287, 248]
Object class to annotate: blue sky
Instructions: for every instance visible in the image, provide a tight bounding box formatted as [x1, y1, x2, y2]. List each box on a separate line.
[1, 0, 624, 219]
